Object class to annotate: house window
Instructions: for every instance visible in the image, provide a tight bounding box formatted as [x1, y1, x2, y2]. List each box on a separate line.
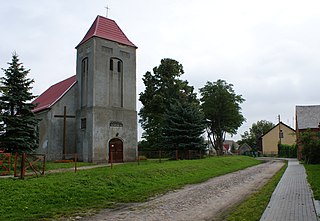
[81, 118, 86, 129]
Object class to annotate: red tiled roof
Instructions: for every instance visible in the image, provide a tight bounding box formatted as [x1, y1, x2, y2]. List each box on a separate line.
[76, 15, 137, 48]
[32, 75, 77, 113]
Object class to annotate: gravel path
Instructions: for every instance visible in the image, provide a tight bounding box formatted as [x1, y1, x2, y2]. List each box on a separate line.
[77, 159, 284, 221]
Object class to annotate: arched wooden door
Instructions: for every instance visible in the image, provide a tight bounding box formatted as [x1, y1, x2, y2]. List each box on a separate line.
[109, 138, 123, 163]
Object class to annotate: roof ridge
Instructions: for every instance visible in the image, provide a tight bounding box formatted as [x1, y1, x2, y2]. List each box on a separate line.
[94, 16, 100, 36]
[261, 121, 295, 138]
[32, 75, 77, 113]
[49, 75, 76, 88]
[48, 80, 77, 110]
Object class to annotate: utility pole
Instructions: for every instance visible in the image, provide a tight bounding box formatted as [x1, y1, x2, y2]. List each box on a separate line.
[278, 114, 283, 145]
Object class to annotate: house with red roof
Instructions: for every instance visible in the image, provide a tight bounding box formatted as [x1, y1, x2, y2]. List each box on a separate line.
[33, 15, 138, 163]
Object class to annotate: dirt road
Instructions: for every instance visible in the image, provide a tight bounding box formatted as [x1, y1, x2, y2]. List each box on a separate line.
[76, 159, 284, 221]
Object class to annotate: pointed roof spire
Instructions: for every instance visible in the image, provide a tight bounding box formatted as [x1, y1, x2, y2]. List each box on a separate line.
[76, 16, 137, 48]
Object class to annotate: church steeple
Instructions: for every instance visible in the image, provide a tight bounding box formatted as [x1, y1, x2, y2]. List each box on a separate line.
[75, 15, 137, 163]
[76, 16, 137, 48]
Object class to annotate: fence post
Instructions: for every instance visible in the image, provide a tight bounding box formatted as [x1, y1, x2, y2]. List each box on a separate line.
[8, 153, 11, 175]
[74, 153, 77, 173]
[14, 152, 18, 177]
[42, 155, 46, 175]
[20, 153, 26, 179]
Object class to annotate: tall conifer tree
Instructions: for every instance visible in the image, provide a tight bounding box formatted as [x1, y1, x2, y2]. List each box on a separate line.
[161, 101, 205, 158]
[0, 53, 39, 153]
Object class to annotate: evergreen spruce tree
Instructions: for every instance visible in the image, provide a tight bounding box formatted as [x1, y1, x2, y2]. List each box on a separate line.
[0, 53, 39, 153]
[161, 101, 205, 158]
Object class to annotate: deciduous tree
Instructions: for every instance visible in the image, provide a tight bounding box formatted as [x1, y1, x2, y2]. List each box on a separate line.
[139, 58, 197, 148]
[238, 120, 275, 150]
[200, 80, 245, 155]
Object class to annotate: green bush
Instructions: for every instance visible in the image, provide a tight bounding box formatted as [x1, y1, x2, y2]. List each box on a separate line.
[278, 144, 297, 158]
[299, 129, 320, 164]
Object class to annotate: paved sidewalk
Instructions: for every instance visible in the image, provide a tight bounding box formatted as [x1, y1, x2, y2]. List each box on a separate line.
[260, 159, 318, 221]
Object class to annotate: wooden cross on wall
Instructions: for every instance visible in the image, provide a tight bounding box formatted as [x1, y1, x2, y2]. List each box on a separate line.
[54, 106, 75, 157]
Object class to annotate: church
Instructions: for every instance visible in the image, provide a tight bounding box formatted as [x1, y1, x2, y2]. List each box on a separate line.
[32, 15, 138, 163]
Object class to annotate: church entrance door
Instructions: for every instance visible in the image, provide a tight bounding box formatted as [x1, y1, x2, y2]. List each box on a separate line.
[109, 138, 123, 163]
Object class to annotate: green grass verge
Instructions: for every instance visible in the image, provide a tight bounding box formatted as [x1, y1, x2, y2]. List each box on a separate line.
[226, 161, 287, 221]
[0, 156, 260, 221]
[304, 164, 320, 200]
[45, 162, 94, 171]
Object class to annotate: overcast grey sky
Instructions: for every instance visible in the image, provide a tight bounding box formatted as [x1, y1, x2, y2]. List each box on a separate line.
[1, 0, 320, 140]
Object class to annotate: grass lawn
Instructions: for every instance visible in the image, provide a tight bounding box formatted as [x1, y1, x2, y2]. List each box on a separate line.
[304, 164, 320, 200]
[0, 156, 260, 221]
[226, 161, 287, 221]
[45, 161, 94, 171]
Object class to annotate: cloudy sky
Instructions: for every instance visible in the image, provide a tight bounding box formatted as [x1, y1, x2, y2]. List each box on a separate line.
[1, 0, 320, 140]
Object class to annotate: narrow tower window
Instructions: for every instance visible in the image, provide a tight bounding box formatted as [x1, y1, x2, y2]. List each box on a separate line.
[109, 59, 113, 71]
[109, 58, 123, 107]
[117, 60, 122, 72]
[81, 58, 88, 107]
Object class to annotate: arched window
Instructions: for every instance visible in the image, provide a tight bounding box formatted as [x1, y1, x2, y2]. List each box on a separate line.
[109, 59, 113, 71]
[117, 60, 122, 72]
[109, 58, 123, 107]
[81, 58, 88, 107]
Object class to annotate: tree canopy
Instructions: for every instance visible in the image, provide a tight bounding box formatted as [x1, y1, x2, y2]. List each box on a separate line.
[200, 79, 245, 155]
[0, 53, 39, 153]
[139, 58, 198, 149]
[238, 120, 275, 150]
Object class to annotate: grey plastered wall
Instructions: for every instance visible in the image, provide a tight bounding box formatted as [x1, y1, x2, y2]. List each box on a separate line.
[34, 110, 51, 157]
[35, 84, 77, 161]
[76, 37, 137, 163]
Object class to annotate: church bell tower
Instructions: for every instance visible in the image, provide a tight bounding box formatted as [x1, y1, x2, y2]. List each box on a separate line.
[75, 15, 137, 163]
